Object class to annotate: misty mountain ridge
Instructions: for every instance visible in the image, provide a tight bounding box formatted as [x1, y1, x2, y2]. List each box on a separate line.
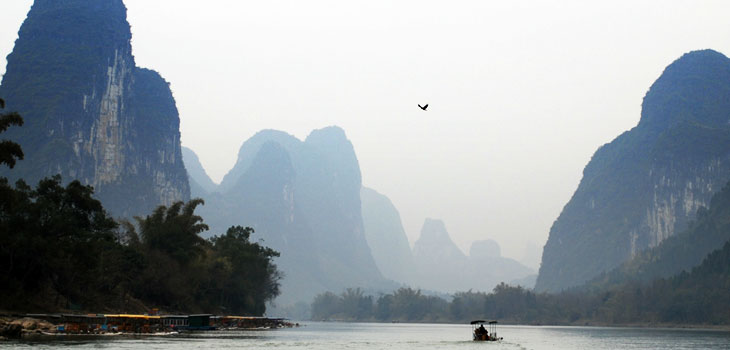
[411, 218, 535, 292]
[186, 135, 535, 304]
[189, 126, 393, 305]
[182, 146, 218, 197]
[360, 186, 417, 284]
[412, 218, 470, 292]
[0, 0, 189, 218]
[537, 49, 730, 293]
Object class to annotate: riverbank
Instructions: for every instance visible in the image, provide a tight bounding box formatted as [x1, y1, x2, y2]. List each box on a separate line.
[0, 317, 56, 340]
[0, 313, 298, 341]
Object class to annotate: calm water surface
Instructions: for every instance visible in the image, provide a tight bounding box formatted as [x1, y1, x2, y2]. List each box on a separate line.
[2, 322, 729, 349]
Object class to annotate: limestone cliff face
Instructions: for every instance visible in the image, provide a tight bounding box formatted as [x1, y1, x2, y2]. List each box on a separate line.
[591, 181, 730, 289]
[636, 162, 719, 250]
[0, 0, 189, 217]
[536, 50, 730, 293]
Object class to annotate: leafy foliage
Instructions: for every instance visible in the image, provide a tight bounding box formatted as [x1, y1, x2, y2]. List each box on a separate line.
[206, 226, 281, 315]
[135, 199, 209, 265]
[0, 102, 280, 313]
[120, 205, 282, 314]
[312, 287, 448, 322]
[0, 175, 123, 310]
[0, 98, 24, 169]
[0, 187, 282, 314]
[312, 251, 730, 327]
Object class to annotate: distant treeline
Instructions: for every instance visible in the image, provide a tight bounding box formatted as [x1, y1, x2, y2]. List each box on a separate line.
[0, 102, 281, 315]
[312, 244, 730, 325]
[313, 171, 730, 326]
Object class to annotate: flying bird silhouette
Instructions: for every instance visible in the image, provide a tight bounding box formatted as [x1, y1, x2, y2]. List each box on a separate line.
[418, 104, 428, 111]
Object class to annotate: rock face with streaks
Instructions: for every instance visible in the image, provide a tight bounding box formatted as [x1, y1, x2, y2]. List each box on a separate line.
[0, 0, 189, 217]
[536, 50, 730, 292]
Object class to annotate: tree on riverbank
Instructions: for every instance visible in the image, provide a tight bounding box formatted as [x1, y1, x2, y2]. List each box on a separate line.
[0, 98, 281, 314]
[125, 209, 282, 314]
[0, 180, 282, 314]
[0, 98, 23, 169]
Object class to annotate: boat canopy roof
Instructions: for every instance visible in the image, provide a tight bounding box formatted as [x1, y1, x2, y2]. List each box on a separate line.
[470, 320, 497, 325]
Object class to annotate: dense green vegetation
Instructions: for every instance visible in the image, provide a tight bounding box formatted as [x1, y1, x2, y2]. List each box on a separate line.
[0, 183, 281, 314]
[0, 98, 23, 169]
[313, 251, 730, 326]
[0, 104, 280, 314]
[123, 202, 281, 315]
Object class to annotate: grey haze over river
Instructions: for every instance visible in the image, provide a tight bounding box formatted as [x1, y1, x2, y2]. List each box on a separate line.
[2, 322, 729, 349]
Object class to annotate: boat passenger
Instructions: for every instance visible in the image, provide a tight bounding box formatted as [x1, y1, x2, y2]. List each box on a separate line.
[476, 324, 488, 338]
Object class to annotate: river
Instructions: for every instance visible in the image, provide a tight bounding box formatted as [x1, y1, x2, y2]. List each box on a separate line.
[2, 322, 729, 349]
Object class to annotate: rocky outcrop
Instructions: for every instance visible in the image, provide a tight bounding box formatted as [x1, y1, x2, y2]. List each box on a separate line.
[588, 181, 730, 290]
[536, 50, 730, 293]
[0, 0, 189, 217]
[0, 317, 55, 339]
[0, 319, 22, 340]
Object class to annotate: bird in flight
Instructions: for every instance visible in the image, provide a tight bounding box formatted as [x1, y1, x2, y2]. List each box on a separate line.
[418, 104, 428, 111]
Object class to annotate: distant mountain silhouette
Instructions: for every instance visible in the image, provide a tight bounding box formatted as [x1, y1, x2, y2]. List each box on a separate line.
[361, 187, 417, 284]
[194, 127, 389, 304]
[412, 219, 535, 292]
[182, 147, 218, 197]
[412, 219, 471, 292]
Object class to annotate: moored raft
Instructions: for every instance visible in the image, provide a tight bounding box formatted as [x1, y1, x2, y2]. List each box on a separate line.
[0, 313, 296, 338]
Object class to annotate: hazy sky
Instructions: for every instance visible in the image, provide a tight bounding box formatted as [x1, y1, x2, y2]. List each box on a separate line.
[2, 1, 730, 264]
